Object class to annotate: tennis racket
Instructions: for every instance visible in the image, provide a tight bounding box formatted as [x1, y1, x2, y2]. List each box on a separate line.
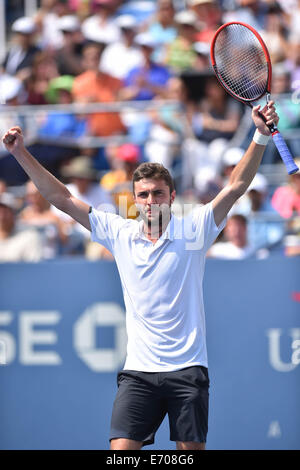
[210, 21, 299, 175]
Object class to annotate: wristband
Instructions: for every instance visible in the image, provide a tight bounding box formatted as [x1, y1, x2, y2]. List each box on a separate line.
[253, 129, 270, 146]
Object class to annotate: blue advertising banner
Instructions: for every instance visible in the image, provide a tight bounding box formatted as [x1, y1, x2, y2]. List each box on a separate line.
[0, 258, 299, 450]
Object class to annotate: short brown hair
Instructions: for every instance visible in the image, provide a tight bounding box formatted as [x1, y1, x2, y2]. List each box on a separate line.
[132, 162, 175, 194]
[228, 214, 247, 226]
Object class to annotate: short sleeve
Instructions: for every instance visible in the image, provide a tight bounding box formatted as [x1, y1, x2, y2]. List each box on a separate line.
[88, 207, 128, 254]
[191, 202, 227, 252]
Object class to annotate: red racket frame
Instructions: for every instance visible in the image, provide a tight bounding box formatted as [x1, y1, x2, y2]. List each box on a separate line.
[210, 21, 273, 105]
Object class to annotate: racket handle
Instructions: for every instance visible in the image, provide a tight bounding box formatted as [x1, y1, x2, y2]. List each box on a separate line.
[272, 131, 299, 175]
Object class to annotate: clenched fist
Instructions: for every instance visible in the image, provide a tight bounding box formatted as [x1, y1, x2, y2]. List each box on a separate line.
[2, 126, 24, 155]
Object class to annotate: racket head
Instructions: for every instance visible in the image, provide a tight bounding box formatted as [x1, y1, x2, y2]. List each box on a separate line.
[210, 22, 272, 104]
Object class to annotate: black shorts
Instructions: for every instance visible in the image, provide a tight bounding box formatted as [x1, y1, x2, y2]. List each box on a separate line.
[110, 366, 209, 446]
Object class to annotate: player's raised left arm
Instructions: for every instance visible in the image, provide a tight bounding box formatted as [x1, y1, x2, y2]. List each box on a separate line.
[212, 101, 278, 227]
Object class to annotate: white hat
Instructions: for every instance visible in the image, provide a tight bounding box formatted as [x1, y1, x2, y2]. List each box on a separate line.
[0, 192, 18, 211]
[135, 32, 157, 48]
[272, 62, 289, 77]
[12, 16, 36, 35]
[58, 15, 80, 32]
[222, 147, 244, 167]
[83, 26, 115, 44]
[247, 173, 268, 193]
[194, 165, 218, 193]
[115, 15, 137, 30]
[194, 41, 210, 55]
[188, 0, 214, 6]
[174, 10, 198, 25]
[0, 75, 23, 103]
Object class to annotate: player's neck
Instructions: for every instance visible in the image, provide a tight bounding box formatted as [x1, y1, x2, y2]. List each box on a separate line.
[143, 215, 171, 243]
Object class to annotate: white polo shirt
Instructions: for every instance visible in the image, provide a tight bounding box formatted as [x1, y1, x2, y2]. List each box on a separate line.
[89, 202, 226, 372]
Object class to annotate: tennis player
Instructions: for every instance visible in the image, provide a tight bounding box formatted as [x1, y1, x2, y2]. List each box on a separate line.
[2, 102, 278, 450]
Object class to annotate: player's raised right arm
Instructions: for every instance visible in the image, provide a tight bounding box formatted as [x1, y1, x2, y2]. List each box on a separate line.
[2, 126, 91, 231]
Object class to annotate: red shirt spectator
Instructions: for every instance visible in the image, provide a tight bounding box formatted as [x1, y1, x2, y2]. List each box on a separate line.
[72, 42, 126, 137]
[271, 169, 300, 218]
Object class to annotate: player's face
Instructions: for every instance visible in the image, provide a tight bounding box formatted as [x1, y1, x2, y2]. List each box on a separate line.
[133, 178, 175, 225]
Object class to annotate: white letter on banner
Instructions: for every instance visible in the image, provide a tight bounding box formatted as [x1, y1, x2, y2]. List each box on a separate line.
[266, 328, 300, 372]
[0, 312, 15, 365]
[19, 312, 62, 365]
[73, 303, 127, 372]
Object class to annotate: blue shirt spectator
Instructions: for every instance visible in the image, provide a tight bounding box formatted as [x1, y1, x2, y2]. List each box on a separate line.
[38, 113, 86, 139]
[38, 75, 87, 139]
[231, 173, 285, 252]
[123, 63, 172, 101]
[120, 32, 172, 101]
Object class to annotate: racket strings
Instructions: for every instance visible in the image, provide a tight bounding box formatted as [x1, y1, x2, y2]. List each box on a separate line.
[213, 24, 268, 101]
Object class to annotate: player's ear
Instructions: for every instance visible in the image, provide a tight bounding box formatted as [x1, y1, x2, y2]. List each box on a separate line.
[170, 190, 176, 204]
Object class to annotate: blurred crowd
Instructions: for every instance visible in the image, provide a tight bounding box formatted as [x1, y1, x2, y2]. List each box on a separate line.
[0, 0, 300, 262]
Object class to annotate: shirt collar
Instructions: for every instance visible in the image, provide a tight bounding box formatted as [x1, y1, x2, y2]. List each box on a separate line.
[133, 215, 175, 241]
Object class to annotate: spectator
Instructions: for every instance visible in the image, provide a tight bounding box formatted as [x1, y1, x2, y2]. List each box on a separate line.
[0, 75, 25, 151]
[234, 173, 285, 251]
[34, 0, 70, 50]
[285, 39, 300, 90]
[260, 5, 288, 65]
[117, 32, 172, 147]
[2, 17, 41, 83]
[272, 64, 300, 132]
[26, 50, 60, 105]
[119, 32, 172, 101]
[99, 15, 144, 80]
[143, 0, 176, 41]
[101, 143, 140, 219]
[87, 142, 140, 260]
[52, 156, 114, 252]
[289, 0, 300, 43]
[143, 0, 177, 62]
[208, 214, 263, 259]
[189, 0, 222, 44]
[220, 146, 245, 186]
[271, 159, 300, 257]
[0, 75, 42, 185]
[72, 40, 126, 137]
[54, 15, 85, 76]
[81, 0, 121, 44]
[0, 192, 43, 262]
[194, 165, 223, 205]
[222, 0, 266, 32]
[144, 77, 187, 171]
[192, 76, 241, 149]
[271, 162, 300, 218]
[164, 10, 199, 72]
[182, 76, 241, 190]
[38, 75, 87, 139]
[219, 148, 284, 253]
[60, 155, 114, 210]
[19, 180, 68, 258]
[284, 216, 300, 257]
[193, 41, 211, 71]
[270, 63, 300, 160]
[0, 75, 28, 184]
[25, 74, 86, 185]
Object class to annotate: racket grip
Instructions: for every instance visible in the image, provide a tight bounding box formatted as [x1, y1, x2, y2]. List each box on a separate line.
[272, 131, 299, 175]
